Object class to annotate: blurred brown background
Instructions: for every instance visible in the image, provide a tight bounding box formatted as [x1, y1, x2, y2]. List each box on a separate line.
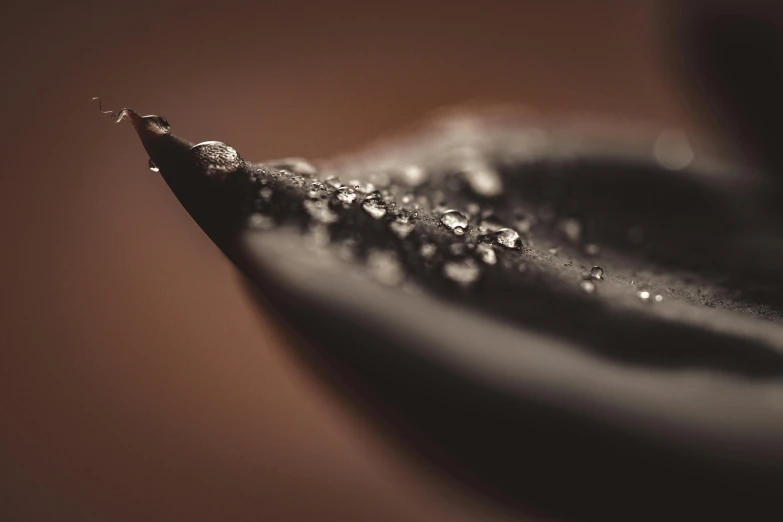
[0, 1, 689, 520]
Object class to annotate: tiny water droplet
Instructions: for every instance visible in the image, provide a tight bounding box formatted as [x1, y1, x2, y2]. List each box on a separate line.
[148, 158, 159, 172]
[580, 280, 596, 294]
[389, 217, 415, 239]
[444, 258, 481, 286]
[335, 187, 357, 206]
[476, 243, 497, 265]
[362, 195, 387, 219]
[441, 210, 469, 232]
[494, 228, 521, 249]
[590, 266, 604, 280]
[453, 226, 465, 236]
[654, 294, 664, 302]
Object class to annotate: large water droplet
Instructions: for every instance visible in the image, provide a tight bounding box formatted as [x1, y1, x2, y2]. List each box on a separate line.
[441, 210, 468, 232]
[362, 195, 387, 219]
[476, 243, 497, 265]
[389, 217, 415, 238]
[190, 141, 244, 181]
[494, 228, 521, 249]
[444, 258, 481, 286]
[148, 158, 159, 172]
[590, 266, 604, 280]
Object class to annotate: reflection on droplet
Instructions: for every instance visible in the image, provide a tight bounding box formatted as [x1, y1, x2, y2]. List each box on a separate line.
[362, 195, 387, 219]
[580, 280, 596, 294]
[148, 158, 159, 172]
[590, 266, 604, 280]
[637, 290, 651, 301]
[390, 217, 415, 239]
[654, 129, 694, 170]
[494, 228, 521, 249]
[444, 258, 481, 286]
[476, 243, 497, 265]
[190, 141, 244, 181]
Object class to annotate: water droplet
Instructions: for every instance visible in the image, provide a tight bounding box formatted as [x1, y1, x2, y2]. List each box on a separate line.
[389, 217, 415, 239]
[303, 199, 339, 223]
[440, 210, 469, 232]
[190, 141, 244, 181]
[368, 251, 404, 286]
[494, 228, 521, 249]
[654, 294, 664, 302]
[476, 243, 497, 265]
[465, 165, 503, 197]
[654, 129, 694, 170]
[557, 218, 582, 243]
[584, 243, 600, 256]
[362, 195, 387, 219]
[444, 258, 481, 287]
[148, 158, 159, 172]
[580, 280, 596, 294]
[453, 226, 465, 236]
[335, 187, 357, 206]
[590, 266, 604, 280]
[420, 243, 437, 259]
[637, 290, 651, 302]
